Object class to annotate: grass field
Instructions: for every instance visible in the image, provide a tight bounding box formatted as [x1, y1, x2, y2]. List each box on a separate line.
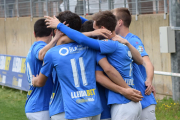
[0, 86, 180, 120]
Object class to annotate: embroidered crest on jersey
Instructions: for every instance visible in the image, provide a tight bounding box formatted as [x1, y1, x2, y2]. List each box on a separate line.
[138, 46, 144, 53]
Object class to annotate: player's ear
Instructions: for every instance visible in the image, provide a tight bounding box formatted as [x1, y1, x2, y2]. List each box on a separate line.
[50, 31, 53, 36]
[34, 32, 36, 37]
[119, 19, 123, 27]
[101, 26, 105, 29]
[54, 29, 57, 34]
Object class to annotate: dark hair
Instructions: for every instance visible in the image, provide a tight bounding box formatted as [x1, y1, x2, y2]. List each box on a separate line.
[80, 20, 94, 32]
[57, 11, 81, 31]
[80, 20, 97, 39]
[112, 8, 132, 28]
[92, 11, 117, 32]
[34, 19, 52, 37]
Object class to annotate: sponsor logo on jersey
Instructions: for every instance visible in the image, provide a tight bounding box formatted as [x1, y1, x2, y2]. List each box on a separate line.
[71, 88, 96, 103]
[138, 46, 144, 54]
[59, 45, 89, 56]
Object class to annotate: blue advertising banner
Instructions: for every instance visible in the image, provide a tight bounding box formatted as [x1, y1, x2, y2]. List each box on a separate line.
[0, 54, 29, 91]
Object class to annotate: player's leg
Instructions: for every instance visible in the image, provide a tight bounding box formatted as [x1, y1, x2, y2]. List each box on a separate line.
[51, 112, 68, 120]
[111, 101, 142, 120]
[140, 105, 156, 120]
[26, 110, 50, 120]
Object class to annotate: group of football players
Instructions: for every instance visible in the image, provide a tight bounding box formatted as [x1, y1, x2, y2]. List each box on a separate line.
[25, 8, 157, 120]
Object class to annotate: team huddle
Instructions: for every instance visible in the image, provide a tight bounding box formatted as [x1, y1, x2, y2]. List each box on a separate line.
[25, 8, 157, 120]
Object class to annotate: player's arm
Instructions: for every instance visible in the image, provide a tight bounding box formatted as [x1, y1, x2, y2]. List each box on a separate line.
[44, 16, 111, 51]
[129, 38, 155, 95]
[32, 50, 54, 87]
[32, 73, 48, 87]
[143, 56, 155, 95]
[96, 70, 143, 102]
[38, 30, 63, 60]
[80, 16, 88, 24]
[112, 35, 143, 65]
[57, 29, 112, 45]
[98, 57, 129, 88]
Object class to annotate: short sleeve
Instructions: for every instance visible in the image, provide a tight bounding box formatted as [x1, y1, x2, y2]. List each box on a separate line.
[129, 38, 148, 57]
[96, 52, 106, 63]
[98, 40, 118, 54]
[96, 65, 103, 71]
[33, 42, 47, 60]
[40, 50, 54, 77]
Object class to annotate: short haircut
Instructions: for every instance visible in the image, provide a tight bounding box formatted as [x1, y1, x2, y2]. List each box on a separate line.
[80, 20, 94, 32]
[34, 19, 52, 37]
[92, 11, 117, 32]
[80, 20, 97, 39]
[57, 11, 81, 31]
[112, 8, 132, 28]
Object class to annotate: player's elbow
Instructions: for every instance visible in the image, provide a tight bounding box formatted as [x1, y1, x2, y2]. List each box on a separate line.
[103, 65, 113, 74]
[38, 53, 44, 61]
[95, 71, 103, 84]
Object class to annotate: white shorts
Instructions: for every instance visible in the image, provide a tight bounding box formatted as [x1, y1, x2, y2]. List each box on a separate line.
[73, 114, 101, 120]
[140, 105, 156, 120]
[101, 119, 111, 120]
[51, 112, 68, 120]
[51, 113, 100, 120]
[111, 101, 142, 120]
[26, 110, 50, 120]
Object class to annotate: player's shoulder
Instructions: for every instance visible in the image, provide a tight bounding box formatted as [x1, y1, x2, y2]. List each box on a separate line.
[100, 39, 119, 44]
[128, 35, 143, 45]
[33, 41, 47, 47]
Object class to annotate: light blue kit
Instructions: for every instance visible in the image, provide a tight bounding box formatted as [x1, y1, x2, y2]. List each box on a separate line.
[25, 41, 53, 113]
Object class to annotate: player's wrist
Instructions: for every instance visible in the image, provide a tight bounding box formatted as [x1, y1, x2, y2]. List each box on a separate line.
[125, 41, 130, 46]
[146, 78, 153, 84]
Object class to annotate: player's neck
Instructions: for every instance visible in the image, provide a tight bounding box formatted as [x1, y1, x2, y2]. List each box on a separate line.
[118, 26, 130, 38]
[108, 31, 116, 40]
[36, 36, 51, 44]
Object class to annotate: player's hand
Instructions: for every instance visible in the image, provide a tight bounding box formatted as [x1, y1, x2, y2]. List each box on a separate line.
[45, 15, 60, 28]
[112, 35, 129, 45]
[152, 85, 156, 97]
[122, 88, 143, 102]
[145, 80, 153, 95]
[32, 74, 38, 87]
[90, 29, 112, 38]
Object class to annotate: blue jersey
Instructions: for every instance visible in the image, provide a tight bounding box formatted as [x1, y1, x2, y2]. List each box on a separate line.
[124, 33, 148, 79]
[133, 63, 157, 109]
[124, 33, 157, 108]
[98, 40, 135, 105]
[40, 43, 104, 119]
[49, 69, 64, 117]
[25, 41, 53, 113]
[55, 23, 135, 105]
[96, 65, 111, 119]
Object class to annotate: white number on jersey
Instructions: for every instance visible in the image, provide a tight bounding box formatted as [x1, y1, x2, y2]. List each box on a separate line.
[26, 62, 33, 86]
[70, 57, 88, 87]
[128, 51, 133, 77]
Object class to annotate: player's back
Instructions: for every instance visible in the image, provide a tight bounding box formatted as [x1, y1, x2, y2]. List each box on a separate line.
[44, 42, 102, 119]
[25, 41, 53, 113]
[98, 40, 135, 104]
